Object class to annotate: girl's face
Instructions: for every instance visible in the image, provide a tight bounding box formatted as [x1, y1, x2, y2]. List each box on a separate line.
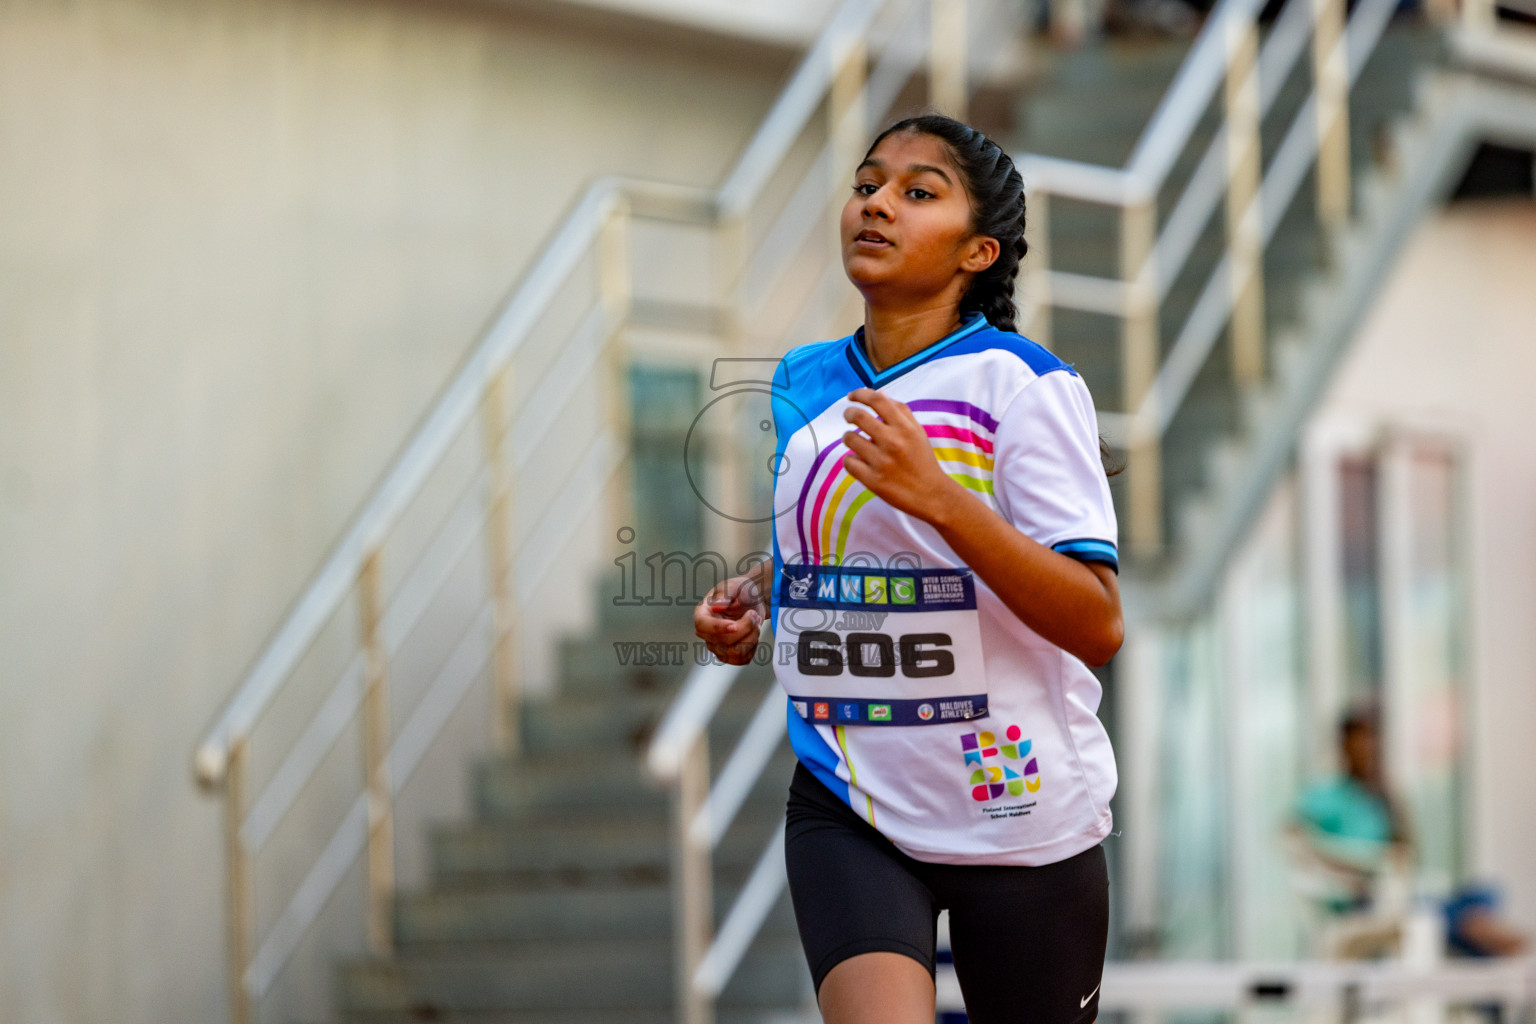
[840, 131, 997, 304]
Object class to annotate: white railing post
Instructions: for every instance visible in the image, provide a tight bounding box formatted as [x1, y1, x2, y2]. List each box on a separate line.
[1313, 0, 1351, 229]
[1051, 0, 1090, 48]
[1122, 194, 1163, 558]
[672, 734, 715, 1024]
[930, 0, 968, 119]
[1025, 190, 1054, 348]
[830, 22, 869, 214]
[224, 739, 252, 1024]
[1225, 11, 1266, 389]
[358, 548, 395, 957]
[600, 201, 638, 554]
[482, 363, 520, 754]
[1462, 0, 1497, 29]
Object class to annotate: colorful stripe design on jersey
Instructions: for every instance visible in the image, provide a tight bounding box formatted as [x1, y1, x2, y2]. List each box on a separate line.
[795, 399, 1002, 564]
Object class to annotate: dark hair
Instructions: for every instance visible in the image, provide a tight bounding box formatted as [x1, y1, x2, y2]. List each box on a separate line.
[861, 113, 1027, 331]
[862, 114, 1124, 477]
[1339, 698, 1381, 740]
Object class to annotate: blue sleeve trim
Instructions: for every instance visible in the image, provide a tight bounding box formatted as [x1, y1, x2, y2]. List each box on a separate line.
[1052, 538, 1119, 573]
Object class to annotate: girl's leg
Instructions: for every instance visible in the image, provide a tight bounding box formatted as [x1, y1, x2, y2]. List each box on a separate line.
[817, 952, 935, 1024]
[784, 762, 939, 1023]
[943, 843, 1109, 1024]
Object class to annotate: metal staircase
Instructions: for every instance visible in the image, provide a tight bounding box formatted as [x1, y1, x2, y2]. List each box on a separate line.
[334, 597, 804, 1023]
[189, 0, 1536, 1019]
[192, 1, 1023, 1021]
[1008, 18, 1448, 614]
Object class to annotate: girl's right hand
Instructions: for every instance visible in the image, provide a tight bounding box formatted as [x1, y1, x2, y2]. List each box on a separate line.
[694, 574, 768, 666]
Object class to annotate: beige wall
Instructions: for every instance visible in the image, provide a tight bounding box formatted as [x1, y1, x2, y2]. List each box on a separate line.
[1313, 199, 1536, 935]
[0, 0, 785, 1020]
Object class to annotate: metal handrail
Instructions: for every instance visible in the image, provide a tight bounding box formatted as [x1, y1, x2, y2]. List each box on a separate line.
[193, 177, 708, 788]
[1135, 0, 1400, 440]
[243, 423, 626, 998]
[1009, 0, 1411, 555]
[1014, 0, 1269, 213]
[194, 0, 968, 1020]
[1019, 0, 1534, 563]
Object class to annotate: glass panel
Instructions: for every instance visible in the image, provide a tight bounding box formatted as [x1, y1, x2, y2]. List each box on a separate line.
[1158, 617, 1230, 958]
[1230, 485, 1307, 960]
[629, 363, 704, 558]
[1401, 448, 1464, 893]
[1339, 456, 1382, 700]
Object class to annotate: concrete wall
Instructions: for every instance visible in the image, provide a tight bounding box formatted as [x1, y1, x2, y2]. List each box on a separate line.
[0, 0, 787, 1020]
[1311, 199, 1536, 935]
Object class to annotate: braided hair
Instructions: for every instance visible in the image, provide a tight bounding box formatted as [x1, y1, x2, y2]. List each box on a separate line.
[860, 114, 1027, 332]
[860, 115, 1124, 476]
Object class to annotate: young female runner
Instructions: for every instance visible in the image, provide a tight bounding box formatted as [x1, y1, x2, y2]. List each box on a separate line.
[694, 114, 1123, 1024]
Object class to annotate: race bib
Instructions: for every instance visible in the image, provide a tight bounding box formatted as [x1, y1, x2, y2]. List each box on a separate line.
[777, 563, 989, 726]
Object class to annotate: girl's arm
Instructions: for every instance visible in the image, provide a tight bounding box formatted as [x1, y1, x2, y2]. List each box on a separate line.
[840, 386, 1123, 667]
[927, 485, 1122, 666]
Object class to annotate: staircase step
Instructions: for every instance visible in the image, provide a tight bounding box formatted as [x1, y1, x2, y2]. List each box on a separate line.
[394, 880, 798, 946]
[336, 936, 808, 1014]
[519, 684, 765, 756]
[473, 746, 797, 822]
[430, 809, 784, 885]
[557, 640, 777, 700]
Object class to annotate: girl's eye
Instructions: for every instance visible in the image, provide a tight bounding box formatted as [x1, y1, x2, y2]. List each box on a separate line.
[909, 188, 935, 200]
[852, 182, 878, 195]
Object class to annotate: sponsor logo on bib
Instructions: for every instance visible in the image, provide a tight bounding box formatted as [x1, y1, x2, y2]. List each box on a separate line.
[916, 703, 935, 721]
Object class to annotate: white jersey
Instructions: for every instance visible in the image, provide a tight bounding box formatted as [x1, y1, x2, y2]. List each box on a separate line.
[768, 312, 1119, 866]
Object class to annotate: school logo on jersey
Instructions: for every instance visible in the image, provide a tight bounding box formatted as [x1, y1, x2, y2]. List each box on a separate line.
[961, 725, 1040, 801]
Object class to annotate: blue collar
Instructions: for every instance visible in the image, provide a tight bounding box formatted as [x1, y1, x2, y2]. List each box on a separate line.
[845, 312, 990, 388]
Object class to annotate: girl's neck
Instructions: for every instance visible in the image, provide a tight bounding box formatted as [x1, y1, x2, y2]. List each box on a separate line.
[861, 301, 969, 374]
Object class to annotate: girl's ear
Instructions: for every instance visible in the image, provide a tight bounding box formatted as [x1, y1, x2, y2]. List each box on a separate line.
[961, 234, 1000, 274]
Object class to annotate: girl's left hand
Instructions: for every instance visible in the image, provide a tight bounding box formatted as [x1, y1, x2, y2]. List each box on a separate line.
[841, 387, 961, 523]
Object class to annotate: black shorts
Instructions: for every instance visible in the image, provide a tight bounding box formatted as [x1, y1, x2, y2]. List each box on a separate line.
[784, 761, 1109, 1024]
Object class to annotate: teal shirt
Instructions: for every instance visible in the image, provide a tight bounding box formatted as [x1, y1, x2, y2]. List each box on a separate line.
[1295, 776, 1395, 872]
